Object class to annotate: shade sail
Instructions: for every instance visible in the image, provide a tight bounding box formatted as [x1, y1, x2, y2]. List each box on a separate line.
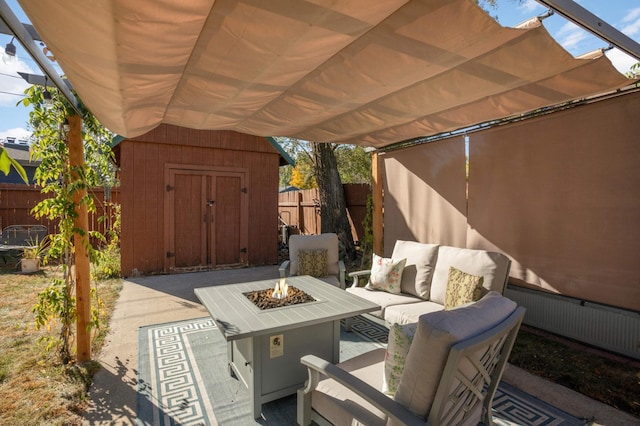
[18, 0, 632, 148]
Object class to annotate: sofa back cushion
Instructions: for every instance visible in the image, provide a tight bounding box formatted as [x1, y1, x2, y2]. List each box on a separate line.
[289, 233, 340, 276]
[430, 246, 510, 305]
[391, 240, 439, 299]
[393, 291, 517, 419]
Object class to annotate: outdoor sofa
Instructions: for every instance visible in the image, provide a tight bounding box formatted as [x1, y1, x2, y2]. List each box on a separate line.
[347, 240, 512, 325]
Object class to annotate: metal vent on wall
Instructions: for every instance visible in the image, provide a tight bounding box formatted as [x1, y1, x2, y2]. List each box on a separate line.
[505, 286, 640, 360]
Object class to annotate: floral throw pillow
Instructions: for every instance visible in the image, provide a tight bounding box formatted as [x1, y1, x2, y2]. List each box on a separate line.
[383, 322, 418, 396]
[365, 254, 406, 294]
[444, 266, 484, 310]
[297, 249, 328, 277]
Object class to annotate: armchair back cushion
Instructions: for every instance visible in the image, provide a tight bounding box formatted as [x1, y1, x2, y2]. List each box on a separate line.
[391, 240, 439, 299]
[430, 246, 510, 305]
[393, 292, 517, 418]
[289, 233, 340, 276]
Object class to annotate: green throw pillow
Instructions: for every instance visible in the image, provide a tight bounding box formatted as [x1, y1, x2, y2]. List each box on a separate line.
[298, 249, 328, 277]
[444, 266, 484, 310]
[383, 322, 418, 396]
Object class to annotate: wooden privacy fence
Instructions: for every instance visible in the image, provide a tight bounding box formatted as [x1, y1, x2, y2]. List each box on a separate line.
[0, 184, 120, 244]
[278, 183, 370, 244]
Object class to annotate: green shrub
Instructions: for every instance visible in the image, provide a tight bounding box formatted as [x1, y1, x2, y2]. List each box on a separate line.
[92, 246, 121, 280]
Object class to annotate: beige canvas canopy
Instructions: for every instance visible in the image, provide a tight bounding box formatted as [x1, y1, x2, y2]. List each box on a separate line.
[19, 0, 631, 148]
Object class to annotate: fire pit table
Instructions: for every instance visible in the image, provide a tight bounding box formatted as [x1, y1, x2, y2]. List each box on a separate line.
[194, 275, 379, 419]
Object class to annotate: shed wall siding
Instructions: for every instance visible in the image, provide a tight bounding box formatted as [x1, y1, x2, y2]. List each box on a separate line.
[120, 127, 279, 276]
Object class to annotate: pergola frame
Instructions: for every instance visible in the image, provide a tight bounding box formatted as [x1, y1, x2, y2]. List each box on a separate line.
[536, 0, 640, 61]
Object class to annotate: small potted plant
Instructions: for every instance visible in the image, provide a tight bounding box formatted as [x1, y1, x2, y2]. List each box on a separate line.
[20, 236, 49, 273]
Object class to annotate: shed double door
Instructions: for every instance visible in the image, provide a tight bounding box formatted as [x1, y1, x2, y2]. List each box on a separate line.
[165, 166, 248, 272]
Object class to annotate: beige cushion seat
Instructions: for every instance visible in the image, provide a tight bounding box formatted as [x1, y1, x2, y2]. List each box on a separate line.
[311, 348, 388, 426]
[316, 275, 342, 287]
[346, 286, 423, 317]
[383, 301, 445, 325]
[346, 241, 439, 320]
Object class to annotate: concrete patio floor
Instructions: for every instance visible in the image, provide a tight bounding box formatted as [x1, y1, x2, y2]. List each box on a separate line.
[82, 266, 639, 425]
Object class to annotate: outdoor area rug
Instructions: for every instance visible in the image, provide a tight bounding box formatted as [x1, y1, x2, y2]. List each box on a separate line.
[137, 316, 586, 426]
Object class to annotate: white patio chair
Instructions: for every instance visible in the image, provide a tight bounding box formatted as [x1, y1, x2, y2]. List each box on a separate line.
[280, 233, 346, 289]
[297, 292, 525, 425]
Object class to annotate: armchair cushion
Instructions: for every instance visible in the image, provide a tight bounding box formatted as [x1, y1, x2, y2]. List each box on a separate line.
[312, 348, 388, 426]
[317, 275, 342, 288]
[383, 322, 417, 396]
[365, 254, 406, 294]
[444, 266, 484, 310]
[298, 249, 328, 277]
[394, 292, 517, 418]
[289, 233, 340, 276]
[391, 241, 439, 300]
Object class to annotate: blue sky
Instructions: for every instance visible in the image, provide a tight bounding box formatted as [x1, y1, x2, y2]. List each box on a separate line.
[1, 0, 639, 142]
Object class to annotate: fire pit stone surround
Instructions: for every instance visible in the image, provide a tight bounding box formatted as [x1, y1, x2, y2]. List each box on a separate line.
[244, 283, 316, 310]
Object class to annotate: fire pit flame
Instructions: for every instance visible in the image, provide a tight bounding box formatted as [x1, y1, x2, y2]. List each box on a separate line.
[272, 278, 289, 300]
[244, 283, 315, 310]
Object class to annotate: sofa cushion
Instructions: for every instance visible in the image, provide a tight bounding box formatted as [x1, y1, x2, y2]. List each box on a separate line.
[393, 292, 517, 418]
[346, 287, 422, 318]
[365, 254, 406, 294]
[383, 301, 444, 325]
[289, 233, 340, 276]
[312, 348, 388, 426]
[298, 249, 328, 277]
[391, 241, 439, 299]
[430, 246, 510, 305]
[444, 266, 484, 310]
[383, 322, 417, 396]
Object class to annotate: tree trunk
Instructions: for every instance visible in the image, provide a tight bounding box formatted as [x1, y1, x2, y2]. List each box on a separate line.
[312, 142, 356, 260]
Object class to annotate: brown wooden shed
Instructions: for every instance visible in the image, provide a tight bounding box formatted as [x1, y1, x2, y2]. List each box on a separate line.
[114, 125, 286, 277]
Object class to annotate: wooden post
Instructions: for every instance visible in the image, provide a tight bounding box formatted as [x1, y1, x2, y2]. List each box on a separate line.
[297, 191, 304, 234]
[68, 114, 91, 362]
[372, 151, 383, 256]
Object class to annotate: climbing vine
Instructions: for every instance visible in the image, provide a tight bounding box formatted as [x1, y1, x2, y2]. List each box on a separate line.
[23, 84, 116, 364]
[360, 193, 374, 270]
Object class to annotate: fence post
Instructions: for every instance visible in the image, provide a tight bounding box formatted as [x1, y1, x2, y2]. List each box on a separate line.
[297, 191, 303, 233]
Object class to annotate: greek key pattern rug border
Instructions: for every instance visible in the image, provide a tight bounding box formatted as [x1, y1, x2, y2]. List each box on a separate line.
[137, 316, 586, 426]
[138, 318, 216, 426]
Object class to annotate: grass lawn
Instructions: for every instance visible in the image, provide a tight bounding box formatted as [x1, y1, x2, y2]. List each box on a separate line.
[0, 261, 121, 425]
[510, 325, 640, 418]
